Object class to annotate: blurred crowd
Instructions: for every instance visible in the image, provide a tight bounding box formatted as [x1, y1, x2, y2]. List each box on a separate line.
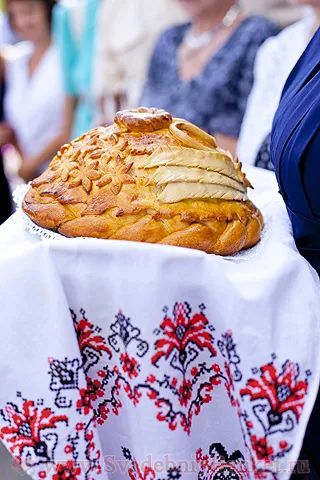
[0, 0, 319, 225]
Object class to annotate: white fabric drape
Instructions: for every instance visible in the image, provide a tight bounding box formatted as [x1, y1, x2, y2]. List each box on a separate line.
[0, 167, 319, 480]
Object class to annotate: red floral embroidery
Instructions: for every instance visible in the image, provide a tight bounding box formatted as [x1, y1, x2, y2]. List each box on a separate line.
[86, 378, 105, 402]
[0, 400, 68, 461]
[76, 389, 92, 415]
[196, 448, 202, 463]
[74, 318, 112, 357]
[97, 403, 110, 424]
[171, 378, 178, 388]
[200, 454, 210, 470]
[238, 359, 310, 476]
[152, 302, 216, 366]
[279, 440, 288, 450]
[128, 460, 156, 480]
[53, 460, 81, 480]
[240, 361, 308, 422]
[224, 362, 239, 408]
[146, 374, 156, 383]
[251, 436, 274, 462]
[179, 379, 192, 407]
[120, 353, 139, 379]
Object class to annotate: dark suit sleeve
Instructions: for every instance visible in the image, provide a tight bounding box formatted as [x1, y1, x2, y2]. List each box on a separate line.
[300, 127, 320, 219]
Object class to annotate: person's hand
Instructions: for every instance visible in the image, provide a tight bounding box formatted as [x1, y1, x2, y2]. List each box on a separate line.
[0, 122, 15, 147]
[18, 159, 38, 183]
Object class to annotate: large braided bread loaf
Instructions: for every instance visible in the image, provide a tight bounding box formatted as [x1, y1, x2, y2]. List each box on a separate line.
[23, 108, 263, 255]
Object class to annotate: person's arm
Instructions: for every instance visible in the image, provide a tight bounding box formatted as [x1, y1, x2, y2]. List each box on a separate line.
[208, 109, 239, 156]
[18, 95, 76, 182]
[214, 134, 238, 156]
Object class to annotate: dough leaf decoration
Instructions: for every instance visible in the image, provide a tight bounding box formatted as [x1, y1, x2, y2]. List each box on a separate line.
[158, 183, 248, 204]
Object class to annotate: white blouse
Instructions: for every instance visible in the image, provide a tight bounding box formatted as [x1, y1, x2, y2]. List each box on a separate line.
[94, 0, 187, 109]
[237, 10, 315, 166]
[4, 41, 64, 169]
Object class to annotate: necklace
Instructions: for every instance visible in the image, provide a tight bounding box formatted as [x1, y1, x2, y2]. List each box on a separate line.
[184, 4, 242, 51]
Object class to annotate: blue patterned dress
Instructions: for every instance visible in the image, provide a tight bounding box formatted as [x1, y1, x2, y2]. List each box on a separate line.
[141, 16, 280, 136]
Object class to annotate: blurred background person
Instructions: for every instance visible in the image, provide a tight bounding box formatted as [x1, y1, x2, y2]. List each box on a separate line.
[237, 1, 320, 170]
[141, 0, 280, 154]
[94, 0, 187, 124]
[0, 0, 72, 184]
[53, 0, 100, 138]
[240, 0, 304, 26]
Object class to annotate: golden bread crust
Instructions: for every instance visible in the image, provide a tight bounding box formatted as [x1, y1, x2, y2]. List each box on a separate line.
[22, 108, 263, 255]
[115, 107, 173, 132]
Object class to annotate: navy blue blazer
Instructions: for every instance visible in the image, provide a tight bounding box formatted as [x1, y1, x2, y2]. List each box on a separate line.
[272, 32, 320, 471]
[271, 28, 320, 274]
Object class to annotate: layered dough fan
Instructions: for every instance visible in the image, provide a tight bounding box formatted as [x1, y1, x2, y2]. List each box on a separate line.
[23, 107, 263, 255]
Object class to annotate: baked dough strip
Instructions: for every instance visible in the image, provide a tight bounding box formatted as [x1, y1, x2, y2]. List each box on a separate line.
[150, 166, 247, 193]
[170, 119, 217, 150]
[139, 146, 244, 183]
[158, 183, 248, 203]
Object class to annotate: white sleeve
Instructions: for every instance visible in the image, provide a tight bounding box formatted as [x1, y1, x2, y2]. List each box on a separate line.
[92, 0, 125, 98]
[0, 14, 17, 47]
[237, 36, 284, 165]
